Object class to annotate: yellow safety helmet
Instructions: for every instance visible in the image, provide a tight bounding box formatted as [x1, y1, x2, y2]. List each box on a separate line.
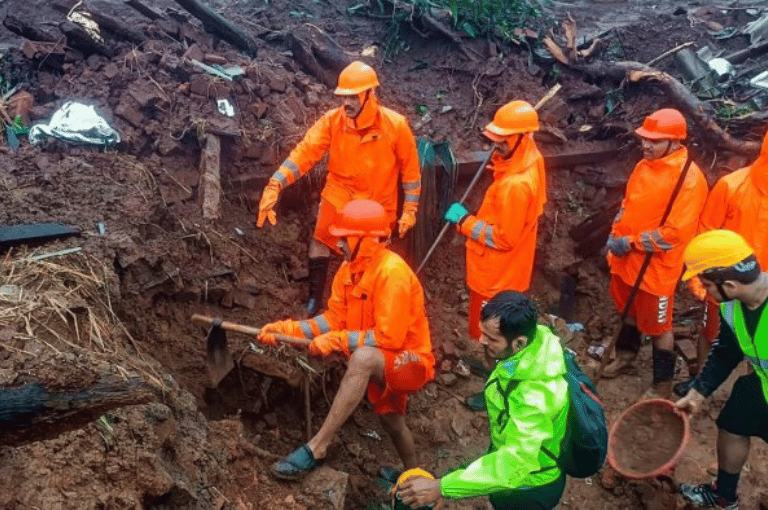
[392, 468, 437, 510]
[682, 229, 755, 281]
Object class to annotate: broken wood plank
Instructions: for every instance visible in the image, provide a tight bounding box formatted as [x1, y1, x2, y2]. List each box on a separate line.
[724, 39, 768, 65]
[452, 146, 622, 177]
[198, 134, 222, 220]
[172, 0, 258, 56]
[124, 0, 166, 21]
[0, 376, 154, 447]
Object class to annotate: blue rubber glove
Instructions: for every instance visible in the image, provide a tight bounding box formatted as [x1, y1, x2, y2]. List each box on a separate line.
[606, 236, 631, 256]
[444, 202, 469, 224]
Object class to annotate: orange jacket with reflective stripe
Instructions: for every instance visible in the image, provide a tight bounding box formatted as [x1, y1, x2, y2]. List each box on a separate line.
[609, 147, 708, 296]
[272, 100, 420, 218]
[309, 242, 434, 375]
[459, 135, 547, 297]
[699, 139, 768, 268]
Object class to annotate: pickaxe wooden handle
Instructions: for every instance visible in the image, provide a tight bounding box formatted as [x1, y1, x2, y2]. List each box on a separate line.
[191, 314, 312, 345]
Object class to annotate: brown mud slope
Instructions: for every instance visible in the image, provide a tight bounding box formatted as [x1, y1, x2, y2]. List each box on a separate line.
[1, 0, 768, 509]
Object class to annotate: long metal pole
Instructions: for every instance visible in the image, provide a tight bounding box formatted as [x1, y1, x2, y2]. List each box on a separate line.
[415, 149, 494, 274]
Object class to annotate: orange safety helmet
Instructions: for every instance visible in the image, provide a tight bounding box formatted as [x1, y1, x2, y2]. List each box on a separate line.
[484, 100, 539, 141]
[329, 199, 391, 237]
[334, 61, 379, 96]
[635, 108, 687, 140]
[682, 229, 755, 281]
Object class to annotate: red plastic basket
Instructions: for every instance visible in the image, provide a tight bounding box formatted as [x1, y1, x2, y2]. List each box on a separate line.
[607, 398, 690, 479]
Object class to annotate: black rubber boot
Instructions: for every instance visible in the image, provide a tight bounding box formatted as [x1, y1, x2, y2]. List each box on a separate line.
[644, 347, 677, 400]
[305, 257, 330, 317]
[673, 377, 697, 398]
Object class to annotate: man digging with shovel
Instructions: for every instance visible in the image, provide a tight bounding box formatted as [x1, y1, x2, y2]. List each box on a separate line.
[256, 199, 435, 480]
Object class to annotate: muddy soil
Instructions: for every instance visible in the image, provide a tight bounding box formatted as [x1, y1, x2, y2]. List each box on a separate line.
[1, 0, 768, 509]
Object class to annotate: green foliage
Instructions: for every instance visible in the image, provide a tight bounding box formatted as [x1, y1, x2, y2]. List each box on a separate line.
[445, 0, 548, 41]
[714, 102, 754, 121]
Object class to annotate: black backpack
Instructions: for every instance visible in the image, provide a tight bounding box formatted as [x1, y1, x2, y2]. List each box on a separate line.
[543, 348, 608, 478]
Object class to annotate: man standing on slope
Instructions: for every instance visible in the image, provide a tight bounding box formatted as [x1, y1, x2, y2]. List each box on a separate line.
[257, 199, 435, 480]
[603, 108, 708, 400]
[675, 129, 768, 397]
[443, 100, 546, 410]
[677, 230, 768, 510]
[257, 61, 421, 316]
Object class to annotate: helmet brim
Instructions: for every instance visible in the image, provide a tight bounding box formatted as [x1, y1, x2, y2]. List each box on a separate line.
[635, 127, 682, 140]
[328, 226, 391, 237]
[483, 128, 508, 143]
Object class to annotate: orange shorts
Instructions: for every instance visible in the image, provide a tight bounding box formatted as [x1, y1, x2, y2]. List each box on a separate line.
[703, 297, 720, 344]
[610, 275, 673, 336]
[468, 290, 489, 341]
[313, 198, 342, 253]
[367, 350, 433, 416]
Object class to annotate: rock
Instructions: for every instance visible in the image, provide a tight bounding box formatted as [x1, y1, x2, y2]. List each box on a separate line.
[115, 94, 144, 128]
[437, 373, 458, 387]
[450, 413, 473, 437]
[204, 54, 227, 65]
[302, 466, 348, 510]
[182, 43, 205, 63]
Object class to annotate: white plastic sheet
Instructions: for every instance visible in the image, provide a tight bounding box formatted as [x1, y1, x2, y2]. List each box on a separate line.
[29, 101, 120, 146]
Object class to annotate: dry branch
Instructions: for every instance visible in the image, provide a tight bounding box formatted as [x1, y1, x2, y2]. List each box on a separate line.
[283, 25, 351, 88]
[572, 60, 761, 156]
[0, 376, 154, 447]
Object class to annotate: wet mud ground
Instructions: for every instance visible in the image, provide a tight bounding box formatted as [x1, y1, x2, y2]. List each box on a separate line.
[1, 0, 768, 508]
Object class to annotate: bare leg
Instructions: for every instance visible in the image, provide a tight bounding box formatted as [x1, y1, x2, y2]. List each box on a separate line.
[380, 413, 418, 469]
[307, 347, 384, 459]
[694, 334, 711, 375]
[309, 237, 331, 258]
[652, 330, 674, 351]
[717, 429, 750, 474]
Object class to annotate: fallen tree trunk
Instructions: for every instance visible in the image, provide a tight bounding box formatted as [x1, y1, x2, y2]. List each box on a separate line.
[0, 376, 154, 447]
[568, 60, 761, 157]
[52, 2, 147, 45]
[172, 0, 257, 56]
[3, 15, 59, 42]
[282, 26, 351, 88]
[59, 20, 114, 58]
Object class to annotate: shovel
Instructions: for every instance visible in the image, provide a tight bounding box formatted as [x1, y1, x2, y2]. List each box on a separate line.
[191, 314, 311, 386]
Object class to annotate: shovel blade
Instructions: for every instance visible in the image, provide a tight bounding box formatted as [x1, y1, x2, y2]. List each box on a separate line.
[206, 321, 234, 386]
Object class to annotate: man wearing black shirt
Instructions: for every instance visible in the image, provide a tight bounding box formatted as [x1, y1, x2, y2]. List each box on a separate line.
[676, 230, 768, 510]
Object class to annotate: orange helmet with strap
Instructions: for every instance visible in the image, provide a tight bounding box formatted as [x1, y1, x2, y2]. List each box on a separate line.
[635, 108, 687, 140]
[484, 100, 539, 141]
[682, 229, 755, 281]
[334, 61, 379, 96]
[329, 199, 391, 237]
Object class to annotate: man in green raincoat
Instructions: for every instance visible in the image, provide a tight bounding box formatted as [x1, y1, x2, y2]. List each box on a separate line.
[398, 290, 569, 509]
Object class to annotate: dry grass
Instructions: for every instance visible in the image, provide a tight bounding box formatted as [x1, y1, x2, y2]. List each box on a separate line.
[0, 248, 163, 387]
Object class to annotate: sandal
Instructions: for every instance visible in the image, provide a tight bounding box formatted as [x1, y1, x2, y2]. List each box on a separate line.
[271, 444, 321, 480]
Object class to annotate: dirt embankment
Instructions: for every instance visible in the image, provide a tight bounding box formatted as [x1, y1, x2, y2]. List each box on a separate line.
[1, 0, 768, 509]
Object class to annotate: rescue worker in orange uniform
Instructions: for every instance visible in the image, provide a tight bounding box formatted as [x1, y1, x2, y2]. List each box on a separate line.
[256, 199, 435, 480]
[675, 129, 768, 397]
[444, 100, 546, 340]
[603, 108, 708, 399]
[256, 61, 421, 316]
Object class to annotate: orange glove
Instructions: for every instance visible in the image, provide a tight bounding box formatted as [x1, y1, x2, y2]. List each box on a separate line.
[309, 331, 350, 357]
[257, 179, 281, 227]
[397, 208, 417, 238]
[258, 319, 302, 346]
[687, 276, 707, 301]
